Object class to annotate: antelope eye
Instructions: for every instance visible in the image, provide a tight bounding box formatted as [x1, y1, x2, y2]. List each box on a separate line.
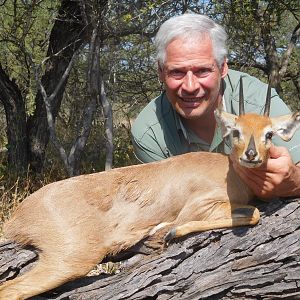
[232, 129, 240, 139]
[265, 132, 273, 140]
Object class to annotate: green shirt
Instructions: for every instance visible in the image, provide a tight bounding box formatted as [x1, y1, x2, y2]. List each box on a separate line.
[131, 69, 300, 164]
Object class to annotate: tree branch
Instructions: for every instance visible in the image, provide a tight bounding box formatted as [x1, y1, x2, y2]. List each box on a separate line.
[279, 21, 300, 78]
[100, 79, 113, 170]
[33, 51, 78, 176]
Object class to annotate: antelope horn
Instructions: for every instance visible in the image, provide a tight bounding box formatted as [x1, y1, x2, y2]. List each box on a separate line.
[239, 76, 245, 115]
[264, 84, 271, 116]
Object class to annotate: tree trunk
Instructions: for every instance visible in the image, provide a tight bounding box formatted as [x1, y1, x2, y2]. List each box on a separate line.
[27, 0, 87, 172]
[0, 65, 28, 173]
[0, 198, 299, 299]
[100, 79, 113, 170]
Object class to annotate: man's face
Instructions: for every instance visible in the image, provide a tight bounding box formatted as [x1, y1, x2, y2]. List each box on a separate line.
[159, 37, 228, 120]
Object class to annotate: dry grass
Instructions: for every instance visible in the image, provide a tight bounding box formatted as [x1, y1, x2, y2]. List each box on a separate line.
[0, 175, 32, 239]
[0, 172, 54, 240]
[0, 159, 71, 240]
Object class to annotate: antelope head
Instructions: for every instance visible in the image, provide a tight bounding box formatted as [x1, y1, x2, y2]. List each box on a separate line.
[215, 77, 300, 168]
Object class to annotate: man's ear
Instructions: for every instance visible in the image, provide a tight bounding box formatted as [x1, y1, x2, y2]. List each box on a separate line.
[214, 108, 237, 138]
[220, 58, 228, 79]
[271, 112, 300, 141]
[158, 62, 164, 82]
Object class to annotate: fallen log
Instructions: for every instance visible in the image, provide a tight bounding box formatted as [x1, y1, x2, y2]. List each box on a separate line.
[0, 198, 299, 299]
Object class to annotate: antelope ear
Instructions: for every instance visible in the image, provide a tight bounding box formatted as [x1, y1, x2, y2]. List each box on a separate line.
[214, 108, 237, 138]
[271, 112, 300, 141]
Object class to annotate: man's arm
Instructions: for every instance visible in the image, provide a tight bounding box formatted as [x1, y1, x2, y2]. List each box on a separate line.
[132, 136, 168, 163]
[231, 145, 300, 199]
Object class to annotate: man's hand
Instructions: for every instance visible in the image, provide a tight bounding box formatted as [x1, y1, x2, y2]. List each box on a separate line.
[231, 145, 300, 199]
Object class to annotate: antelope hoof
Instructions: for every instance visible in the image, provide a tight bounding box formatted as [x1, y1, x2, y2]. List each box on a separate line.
[164, 228, 177, 246]
[232, 207, 255, 218]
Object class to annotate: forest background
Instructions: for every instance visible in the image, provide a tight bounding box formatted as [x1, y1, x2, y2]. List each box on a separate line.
[0, 0, 299, 227]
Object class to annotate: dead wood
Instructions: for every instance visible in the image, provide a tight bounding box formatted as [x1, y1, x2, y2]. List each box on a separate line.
[0, 198, 300, 299]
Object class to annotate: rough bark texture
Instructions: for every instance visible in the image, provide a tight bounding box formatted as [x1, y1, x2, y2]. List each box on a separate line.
[0, 198, 299, 299]
[0, 65, 28, 172]
[27, 0, 87, 172]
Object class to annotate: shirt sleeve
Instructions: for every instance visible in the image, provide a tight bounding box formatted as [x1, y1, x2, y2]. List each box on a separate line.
[130, 94, 174, 163]
[131, 134, 167, 163]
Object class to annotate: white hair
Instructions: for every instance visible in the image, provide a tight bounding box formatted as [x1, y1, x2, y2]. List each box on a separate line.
[155, 14, 228, 67]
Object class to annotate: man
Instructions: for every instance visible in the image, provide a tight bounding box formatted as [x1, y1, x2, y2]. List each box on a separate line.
[131, 14, 300, 199]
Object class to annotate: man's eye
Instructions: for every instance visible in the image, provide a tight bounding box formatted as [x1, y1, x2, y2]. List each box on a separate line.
[232, 130, 240, 139]
[169, 70, 185, 78]
[195, 69, 212, 77]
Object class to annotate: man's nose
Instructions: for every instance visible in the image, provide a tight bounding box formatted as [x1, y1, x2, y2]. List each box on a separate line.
[182, 71, 200, 94]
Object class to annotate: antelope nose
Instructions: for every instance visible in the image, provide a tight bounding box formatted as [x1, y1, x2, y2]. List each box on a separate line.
[245, 135, 258, 161]
[245, 148, 258, 161]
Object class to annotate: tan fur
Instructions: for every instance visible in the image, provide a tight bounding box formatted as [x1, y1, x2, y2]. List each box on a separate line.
[0, 109, 299, 300]
[233, 114, 272, 163]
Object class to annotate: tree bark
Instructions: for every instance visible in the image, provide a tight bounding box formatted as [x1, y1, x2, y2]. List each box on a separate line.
[84, 0, 113, 171]
[100, 79, 113, 170]
[0, 198, 299, 299]
[26, 0, 87, 172]
[0, 65, 28, 173]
